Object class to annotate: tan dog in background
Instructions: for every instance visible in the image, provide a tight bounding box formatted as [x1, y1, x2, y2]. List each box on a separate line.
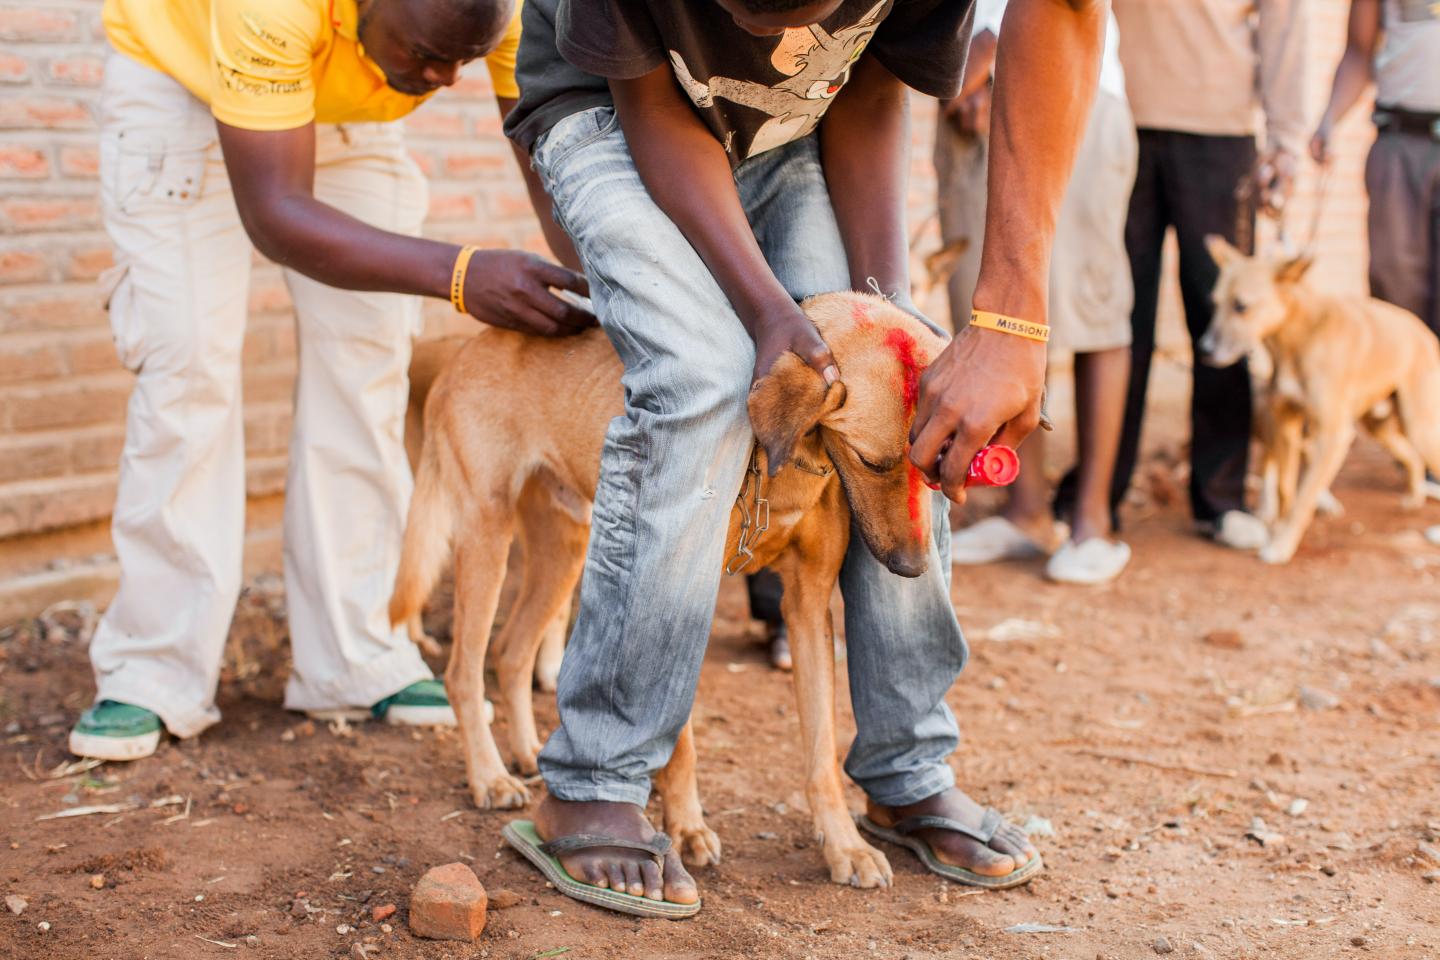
[1200, 236, 1440, 564]
[390, 292, 945, 887]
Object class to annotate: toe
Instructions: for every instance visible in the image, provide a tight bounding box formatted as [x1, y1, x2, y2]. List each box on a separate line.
[640, 859, 664, 901]
[580, 859, 607, 888]
[623, 860, 645, 897]
[661, 850, 700, 905]
[606, 861, 626, 893]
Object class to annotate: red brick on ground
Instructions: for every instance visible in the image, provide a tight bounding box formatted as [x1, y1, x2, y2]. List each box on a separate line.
[407, 862, 487, 942]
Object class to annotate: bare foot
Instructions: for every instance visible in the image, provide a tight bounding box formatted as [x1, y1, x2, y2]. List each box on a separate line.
[866, 788, 1037, 878]
[534, 796, 699, 904]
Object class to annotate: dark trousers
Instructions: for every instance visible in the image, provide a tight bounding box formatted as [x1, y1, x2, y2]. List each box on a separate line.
[1366, 124, 1440, 338]
[747, 569, 784, 626]
[1061, 129, 1256, 526]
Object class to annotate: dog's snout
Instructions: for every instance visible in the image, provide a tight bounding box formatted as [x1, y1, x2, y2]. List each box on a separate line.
[885, 552, 928, 579]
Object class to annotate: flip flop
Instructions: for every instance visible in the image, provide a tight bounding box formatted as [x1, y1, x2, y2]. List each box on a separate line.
[857, 808, 1044, 890]
[501, 820, 701, 919]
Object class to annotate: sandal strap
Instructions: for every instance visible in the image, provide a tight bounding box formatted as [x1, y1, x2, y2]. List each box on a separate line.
[891, 808, 1003, 845]
[538, 833, 672, 859]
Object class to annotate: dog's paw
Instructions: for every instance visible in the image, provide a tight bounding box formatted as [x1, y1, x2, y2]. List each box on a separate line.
[1317, 490, 1345, 517]
[1401, 492, 1426, 511]
[670, 822, 723, 868]
[1258, 540, 1296, 565]
[823, 837, 893, 889]
[533, 664, 559, 694]
[470, 772, 531, 810]
[512, 741, 543, 778]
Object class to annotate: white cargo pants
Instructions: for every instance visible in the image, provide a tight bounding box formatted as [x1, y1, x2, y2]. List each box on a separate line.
[90, 53, 433, 736]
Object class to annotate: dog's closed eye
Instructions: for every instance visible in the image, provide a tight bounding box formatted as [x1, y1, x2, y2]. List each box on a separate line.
[1232, 298, 1249, 315]
[853, 449, 903, 474]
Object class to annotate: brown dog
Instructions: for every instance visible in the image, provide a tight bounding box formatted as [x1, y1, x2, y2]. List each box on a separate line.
[1201, 236, 1440, 564]
[389, 292, 945, 886]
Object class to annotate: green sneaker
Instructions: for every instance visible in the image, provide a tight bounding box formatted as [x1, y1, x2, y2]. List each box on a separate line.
[370, 680, 459, 727]
[69, 700, 162, 761]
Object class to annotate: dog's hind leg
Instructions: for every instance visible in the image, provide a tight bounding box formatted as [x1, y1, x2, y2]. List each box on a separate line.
[494, 481, 588, 777]
[1396, 364, 1440, 486]
[449, 510, 530, 810]
[1262, 419, 1356, 565]
[1364, 405, 1428, 509]
[776, 551, 893, 889]
[654, 718, 722, 868]
[1273, 408, 1305, 523]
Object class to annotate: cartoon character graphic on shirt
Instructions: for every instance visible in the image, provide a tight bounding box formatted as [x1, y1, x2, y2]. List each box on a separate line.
[669, 0, 887, 160]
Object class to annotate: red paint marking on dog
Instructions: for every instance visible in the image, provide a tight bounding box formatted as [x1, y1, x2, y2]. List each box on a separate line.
[851, 301, 875, 330]
[884, 327, 928, 542]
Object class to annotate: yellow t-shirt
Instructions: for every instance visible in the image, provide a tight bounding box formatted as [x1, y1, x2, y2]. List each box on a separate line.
[102, 0, 521, 131]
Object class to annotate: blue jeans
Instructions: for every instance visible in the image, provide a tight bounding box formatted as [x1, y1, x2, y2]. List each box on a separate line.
[530, 107, 968, 809]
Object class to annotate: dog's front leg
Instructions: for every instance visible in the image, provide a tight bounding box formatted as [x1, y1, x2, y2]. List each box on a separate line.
[653, 718, 722, 867]
[1262, 420, 1356, 565]
[777, 557, 892, 889]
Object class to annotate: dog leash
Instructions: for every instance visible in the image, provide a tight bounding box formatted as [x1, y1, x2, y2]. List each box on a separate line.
[1234, 163, 1332, 259]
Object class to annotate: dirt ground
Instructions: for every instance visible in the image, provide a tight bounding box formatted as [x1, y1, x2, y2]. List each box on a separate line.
[3, 434, 1439, 960]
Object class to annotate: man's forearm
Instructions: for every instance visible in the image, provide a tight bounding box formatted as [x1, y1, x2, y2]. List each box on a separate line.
[1321, 0, 1379, 129]
[975, 0, 1106, 323]
[243, 192, 458, 298]
[820, 55, 911, 301]
[610, 69, 796, 332]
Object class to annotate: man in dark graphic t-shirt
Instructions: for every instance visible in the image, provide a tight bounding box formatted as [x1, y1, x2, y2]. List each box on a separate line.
[502, 0, 1107, 914]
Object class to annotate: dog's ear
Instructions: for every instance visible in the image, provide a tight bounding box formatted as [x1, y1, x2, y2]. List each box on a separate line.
[1274, 255, 1313, 285]
[1205, 234, 1243, 268]
[748, 353, 847, 477]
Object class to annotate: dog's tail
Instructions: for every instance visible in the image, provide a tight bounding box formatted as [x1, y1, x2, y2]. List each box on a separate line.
[389, 425, 455, 632]
[1398, 355, 1440, 476]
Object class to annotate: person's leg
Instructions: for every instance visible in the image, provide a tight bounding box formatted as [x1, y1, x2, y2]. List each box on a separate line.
[526, 107, 756, 904]
[1056, 128, 1168, 528]
[1365, 129, 1433, 328]
[1169, 133, 1256, 528]
[1046, 91, 1136, 552]
[745, 569, 790, 670]
[746, 136, 1036, 877]
[277, 123, 436, 716]
[78, 54, 253, 752]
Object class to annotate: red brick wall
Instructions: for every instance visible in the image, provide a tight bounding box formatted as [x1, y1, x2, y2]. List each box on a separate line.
[0, 0, 1372, 552]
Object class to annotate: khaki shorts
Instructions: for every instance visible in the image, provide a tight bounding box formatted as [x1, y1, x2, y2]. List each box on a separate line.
[935, 90, 1138, 354]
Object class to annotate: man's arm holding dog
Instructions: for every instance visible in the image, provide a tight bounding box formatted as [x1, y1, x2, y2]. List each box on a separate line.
[909, 0, 1107, 503]
[219, 122, 593, 336]
[609, 67, 838, 386]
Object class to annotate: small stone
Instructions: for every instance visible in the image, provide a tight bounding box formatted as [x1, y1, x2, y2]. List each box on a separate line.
[1421, 871, 1440, 884]
[244, 935, 260, 948]
[89, 874, 105, 889]
[1351, 936, 1367, 947]
[1152, 935, 1174, 954]
[1287, 798, 1309, 817]
[5, 895, 27, 916]
[1299, 686, 1341, 711]
[1417, 841, 1440, 866]
[350, 945, 371, 960]
[1203, 629, 1244, 650]
[487, 889, 523, 910]
[408, 863, 487, 942]
[380, 924, 393, 934]
[232, 802, 249, 816]
[755, 832, 779, 841]
[337, 924, 352, 935]
[290, 898, 310, 918]
[37, 921, 51, 932]
[1321, 865, 1337, 877]
[1023, 816, 1056, 838]
[372, 903, 397, 922]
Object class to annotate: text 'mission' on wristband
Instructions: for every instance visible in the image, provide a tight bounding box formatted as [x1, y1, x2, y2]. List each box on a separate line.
[969, 309, 1050, 343]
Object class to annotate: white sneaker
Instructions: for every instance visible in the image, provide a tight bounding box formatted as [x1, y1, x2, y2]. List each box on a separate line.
[950, 516, 1046, 565]
[1045, 538, 1131, 585]
[1208, 511, 1269, 551]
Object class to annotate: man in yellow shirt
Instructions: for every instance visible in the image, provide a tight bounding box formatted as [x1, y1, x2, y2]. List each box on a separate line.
[71, 0, 589, 761]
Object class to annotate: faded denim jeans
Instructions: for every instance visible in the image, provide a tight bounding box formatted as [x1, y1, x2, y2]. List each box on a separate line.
[530, 106, 968, 809]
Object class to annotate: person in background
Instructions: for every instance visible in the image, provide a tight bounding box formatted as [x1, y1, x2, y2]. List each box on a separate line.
[940, 0, 1137, 585]
[1311, 0, 1440, 502]
[1063, 0, 1309, 549]
[70, 0, 590, 762]
[747, 569, 790, 670]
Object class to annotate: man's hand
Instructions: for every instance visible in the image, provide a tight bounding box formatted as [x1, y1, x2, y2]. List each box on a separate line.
[463, 249, 594, 336]
[909, 326, 1045, 503]
[1309, 119, 1333, 166]
[751, 302, 837, 387]
[1253, 148, 1298, 217]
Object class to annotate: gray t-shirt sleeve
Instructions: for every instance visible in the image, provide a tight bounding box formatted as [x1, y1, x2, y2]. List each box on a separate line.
[556, 0, 666, 79]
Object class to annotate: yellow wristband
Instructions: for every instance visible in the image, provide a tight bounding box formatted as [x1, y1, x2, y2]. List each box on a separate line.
[450, 245, 479, 315]
[969, 309, 1050, 343]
